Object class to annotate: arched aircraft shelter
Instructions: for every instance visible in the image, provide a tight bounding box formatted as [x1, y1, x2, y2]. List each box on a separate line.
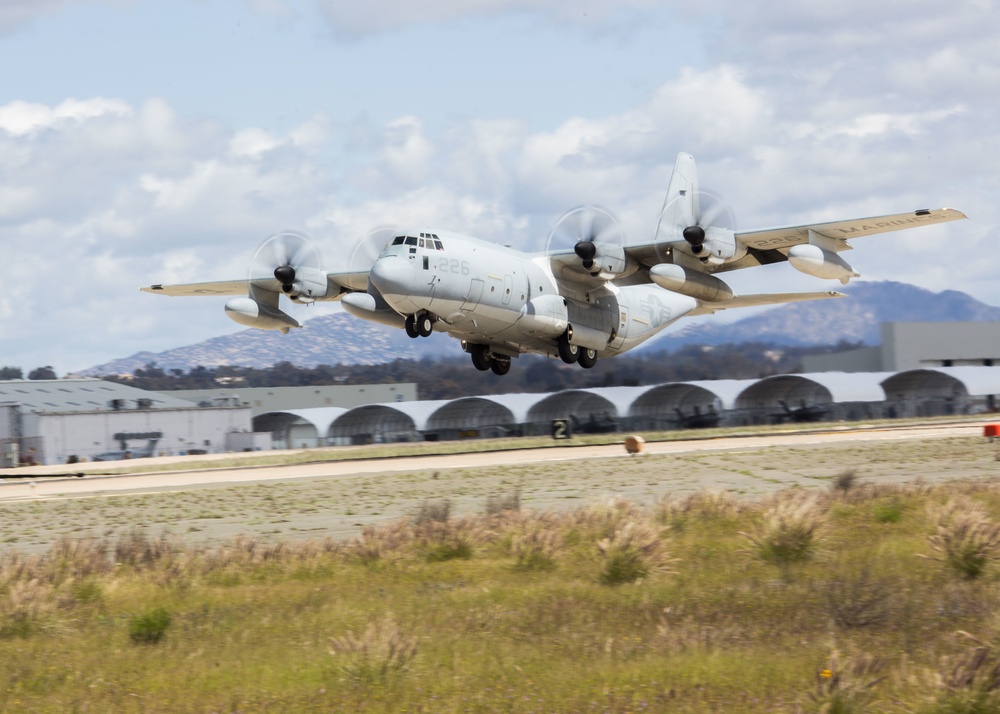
[253, 408, 347, 449]
[881, 366, 1000, 417]
[423, 394, 546, 440]
[734, 372, 890, 424]
[629, 379, 755, 430]
[328, 401, 451, 445]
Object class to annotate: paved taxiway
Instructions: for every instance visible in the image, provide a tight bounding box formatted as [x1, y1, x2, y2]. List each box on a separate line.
[0, 421, 985, 503]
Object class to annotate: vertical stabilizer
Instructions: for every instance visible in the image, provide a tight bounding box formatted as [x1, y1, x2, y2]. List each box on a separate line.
[653, 152, 698, 244]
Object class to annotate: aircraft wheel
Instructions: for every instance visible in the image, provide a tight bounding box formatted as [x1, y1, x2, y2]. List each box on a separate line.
[404, 314, 419, 339]
[470, 344, 492, 371]
[417, 313, 434, 337]
[490, 356, 511, 376]
[578, 348, 598, 369]
[557, 334, 579, 364]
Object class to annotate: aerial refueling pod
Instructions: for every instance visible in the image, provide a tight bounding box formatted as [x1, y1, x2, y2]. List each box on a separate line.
[225, 297, 301, 333]
[340, 290, 407, 329]
[517, 294, 569, 338]
[787, 244, 859, 283]
[649, 264, 734, 302]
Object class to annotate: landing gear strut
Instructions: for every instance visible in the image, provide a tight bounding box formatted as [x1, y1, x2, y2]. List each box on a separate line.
[405, 312, 435, 338]
[557, 331, 579, 364]
[490, 355, 511, 375]
[578, 348, 598, 369]
[469, 343, 492, 371]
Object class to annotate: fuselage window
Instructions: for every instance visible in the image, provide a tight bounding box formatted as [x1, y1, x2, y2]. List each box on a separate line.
[434, 240, 444, 250]
[392, 236, 405, 246]
[405, 236, 418, 246]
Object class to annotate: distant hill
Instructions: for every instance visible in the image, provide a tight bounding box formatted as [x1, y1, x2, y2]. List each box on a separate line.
[80, 313, 450, 376]
[652, 281, 1000, 349]
[80, 281, 1000, 375]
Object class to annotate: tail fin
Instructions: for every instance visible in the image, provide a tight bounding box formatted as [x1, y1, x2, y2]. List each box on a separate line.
[653, 152, 698, 244]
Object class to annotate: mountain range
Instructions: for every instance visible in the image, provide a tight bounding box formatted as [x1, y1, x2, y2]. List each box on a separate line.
[80, 281, 1000, 375]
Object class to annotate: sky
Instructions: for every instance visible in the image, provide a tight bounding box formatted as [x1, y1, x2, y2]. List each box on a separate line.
[0, 0, 997, 375]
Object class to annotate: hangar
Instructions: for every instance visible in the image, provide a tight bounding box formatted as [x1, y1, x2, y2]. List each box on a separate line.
[0, 378, 259, 466]
[523, 387, 650, 435]
[424, 394, 545, 440]
[881, 366, 1000, 417]
[328, 401, 452, 445]
[253, 408, 348, 449]
[629, 379, 755, 430]
[732, 372, 892, 424]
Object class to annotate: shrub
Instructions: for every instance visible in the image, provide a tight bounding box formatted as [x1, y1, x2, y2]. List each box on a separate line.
[128, 607, 172, 644]
[832, 469, 860, 494]
[0, 579, 57, 639]
[414, 517, 482, 562]
[484, 490, 521, 515]
[328, 614, 418, 684]
[923, 634, 1000, 713]
[808, 650, 885, 713]
[823, 567, 893, 629]
[597, 522, 671, 585]
[742, 491, 825, 565]
[510, 526, 564, 571]
[413, 499, 451, 525]
[927, 499, 1000, 579]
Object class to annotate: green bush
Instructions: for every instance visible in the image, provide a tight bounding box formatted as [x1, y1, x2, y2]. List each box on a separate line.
[128, 607, 172, 644]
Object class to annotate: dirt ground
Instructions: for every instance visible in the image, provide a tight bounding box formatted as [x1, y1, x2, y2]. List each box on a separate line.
[0, 423, 996, 554]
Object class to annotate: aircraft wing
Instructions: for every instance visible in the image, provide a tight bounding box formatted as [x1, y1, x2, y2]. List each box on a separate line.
[689, 290, 846, 316]
[624, 207, 967, 273]
[140, 272, 369, 298]
[735, 207, 966, 252]
[140, 280, 247, 297]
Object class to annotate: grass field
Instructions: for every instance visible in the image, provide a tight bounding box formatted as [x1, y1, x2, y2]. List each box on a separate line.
[3, 431, 1000, 711]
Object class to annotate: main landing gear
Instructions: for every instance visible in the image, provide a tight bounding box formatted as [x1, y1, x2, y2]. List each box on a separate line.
[558, 330, 598, 369]
[468, 343, 511, 376]
[404, 312, 435, 338]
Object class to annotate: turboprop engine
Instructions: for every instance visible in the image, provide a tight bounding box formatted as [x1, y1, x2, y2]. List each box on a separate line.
[682, 225, 747, 266]
[573, 240, 628, 278]
[787, 244, 859, 284]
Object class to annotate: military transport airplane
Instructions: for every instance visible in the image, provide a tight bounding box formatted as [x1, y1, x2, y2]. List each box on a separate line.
[141, 153, 966, 376]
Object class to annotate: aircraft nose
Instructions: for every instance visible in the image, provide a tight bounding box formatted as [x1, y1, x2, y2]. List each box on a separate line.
[369, 257, 414, 301]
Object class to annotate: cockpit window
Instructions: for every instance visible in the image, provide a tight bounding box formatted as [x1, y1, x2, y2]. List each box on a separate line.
[404, 236, 418, 246]
[392, 236, 405, 246]
[418, 238, 426, 248]
[434, 240, 444, 250]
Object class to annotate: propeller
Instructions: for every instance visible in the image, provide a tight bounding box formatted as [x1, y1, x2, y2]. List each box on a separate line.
[656, 188, 737, 263]
[545, 206, 626, 272]
[347, 225, 398, 275]
[249, 231, 327, 301]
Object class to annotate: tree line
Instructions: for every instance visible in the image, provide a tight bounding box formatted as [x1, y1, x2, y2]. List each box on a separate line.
[82, 340, 862, 400]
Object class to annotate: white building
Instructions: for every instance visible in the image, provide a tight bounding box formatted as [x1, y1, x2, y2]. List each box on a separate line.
[0, 379, 261, 466]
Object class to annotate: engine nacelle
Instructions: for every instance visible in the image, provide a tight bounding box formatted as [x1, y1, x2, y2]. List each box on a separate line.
[225, 297, 301, 332]
[787, 244, 858, 283]
[574, 240, 629, 278]
[517, 294, 569, 338]
[697, 226, 747, 266]
[649, 264, 733, 302]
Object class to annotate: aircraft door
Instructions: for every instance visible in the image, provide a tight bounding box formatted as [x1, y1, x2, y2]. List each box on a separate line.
[611, 306, 628, 349]
[461, 279, 484, 312]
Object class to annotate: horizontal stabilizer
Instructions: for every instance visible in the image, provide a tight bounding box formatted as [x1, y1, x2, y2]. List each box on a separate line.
[690, 290, 845, 316]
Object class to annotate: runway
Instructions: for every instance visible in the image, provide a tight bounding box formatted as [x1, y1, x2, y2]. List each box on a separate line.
[0, 420, 985, 503]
